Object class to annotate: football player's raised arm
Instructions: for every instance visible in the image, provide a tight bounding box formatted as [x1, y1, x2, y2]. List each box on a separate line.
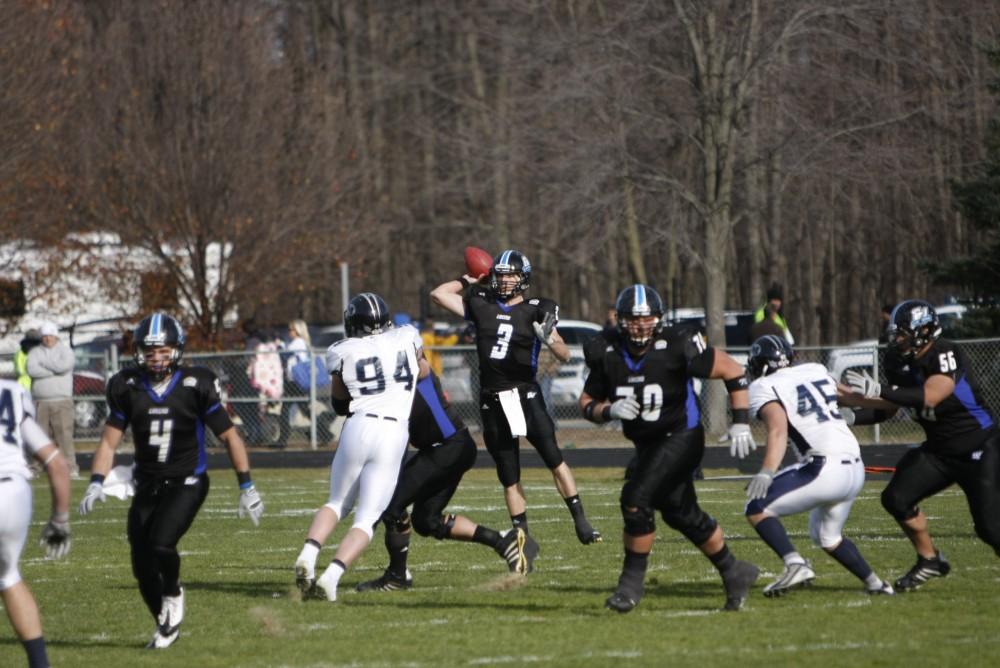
[430, 277, 473, 317]
[547, 328, 571, 363]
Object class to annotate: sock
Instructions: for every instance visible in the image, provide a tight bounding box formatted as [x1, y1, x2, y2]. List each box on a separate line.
[385, 530, 411, 575]
[22, 636, 49, 668]
[323, 560, 346, 586]
[753, 516, 797, 560]
[298, 540, 321, 573]
[707, 544, 737, 573]
[472, 525, 501, 548]
[864, 572, 883, 589]
[511, 512, 528, 532]
[828, 538, 873, 581]
[617, 549, 649, 597]
[564, 494, 585, 521]
[782, 551, 806, 567]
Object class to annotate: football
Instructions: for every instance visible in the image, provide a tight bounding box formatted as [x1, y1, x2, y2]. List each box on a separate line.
[464, 246, 493, 280]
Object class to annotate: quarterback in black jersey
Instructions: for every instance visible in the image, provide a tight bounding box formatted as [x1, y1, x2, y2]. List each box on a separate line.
[432, 249, 600, 545]
[580, 284, 760, 613]
[355, 371, 539, 592]
[841, 300, 1000, 590]
[79, 313, 264, 649]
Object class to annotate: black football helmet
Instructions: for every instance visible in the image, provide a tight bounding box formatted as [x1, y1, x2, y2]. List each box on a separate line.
[615, 284, 664, 347]
[489, 250, 531, 300]
[133, 312, 186, 381]
[747, 334, 794, 379]
[888, 299, 941, 359]
[344, 292, 392, 337]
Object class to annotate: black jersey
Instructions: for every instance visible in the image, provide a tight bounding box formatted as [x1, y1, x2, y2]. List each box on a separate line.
[463, 288, 559, 392]
[409, 372, 466, 450]
[583, 326, 714, 443]
[105, 366, 234, 478]
[884, 339, 996, 454]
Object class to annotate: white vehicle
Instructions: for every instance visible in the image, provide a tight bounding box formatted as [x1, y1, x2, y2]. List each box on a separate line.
[549, 319, 604, 407]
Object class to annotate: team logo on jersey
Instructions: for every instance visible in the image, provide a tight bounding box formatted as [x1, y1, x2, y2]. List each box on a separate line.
[654, 340, 667, 350]
[481, 403, 490, 410]
[528, 299, 540, 305]
[183, 376, 198, 388]
[526, 391, 537, 399]
[496, 314, 511, 321]
[149, 407, 169, 415]
[126, 377, 136, 386]
[628, 376, 645, 383]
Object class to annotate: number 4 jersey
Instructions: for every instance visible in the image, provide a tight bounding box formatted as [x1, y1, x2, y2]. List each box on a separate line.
[749, 363, 859, 460]
[326, 324, 423, 420]
[105, 367, 235, 478]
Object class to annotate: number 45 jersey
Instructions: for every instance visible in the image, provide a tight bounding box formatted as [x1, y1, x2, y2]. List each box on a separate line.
[326, 325, 423, 421]
[749, 362, 860, 461]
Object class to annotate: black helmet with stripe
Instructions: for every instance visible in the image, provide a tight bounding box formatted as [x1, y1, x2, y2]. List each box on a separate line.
[344, 292, 392, 337]
[615, 284, 664, 347]
[488, 249, 531, 300]
[888, 299, 941, 359]
[748, 334, 794, 379]
[132, 312, 186, 380]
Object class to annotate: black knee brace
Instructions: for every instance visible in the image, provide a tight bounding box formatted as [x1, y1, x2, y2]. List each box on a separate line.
[381, 510, 412, 534]
[661, 508, 717, 546]
[880, 488, 920, 522]
[622, 504, 656, 536]
[412, 512, 456, 540]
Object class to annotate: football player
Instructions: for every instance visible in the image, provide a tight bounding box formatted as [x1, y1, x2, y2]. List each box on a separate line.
[0, 377, 71, 668]
[294, 293, 427, 601]
[79, 313, 264, 649]
[841, 300, 1000, 590]
[430, 249, 601, 545]
[355, 369, 539, 592]
[580, 284, 760, 612]
[745, 335, 893, 597]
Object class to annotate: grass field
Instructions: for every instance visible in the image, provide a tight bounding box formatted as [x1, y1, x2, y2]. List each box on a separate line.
[3, 467, 999, 667]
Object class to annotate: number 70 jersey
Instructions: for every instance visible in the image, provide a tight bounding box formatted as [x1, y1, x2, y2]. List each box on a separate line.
[326, 325, 423, 421]
[749, 362, 860, 460]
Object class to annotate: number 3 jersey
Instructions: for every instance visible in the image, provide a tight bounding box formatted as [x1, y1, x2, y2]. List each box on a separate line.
[583, 326, 712, 443]
[884, 339, 996, 454]
[326, 324, 423, 421]
[105, 367, 235, 478]
[463, 287, 558, 392]
[749, 363, 859, 461]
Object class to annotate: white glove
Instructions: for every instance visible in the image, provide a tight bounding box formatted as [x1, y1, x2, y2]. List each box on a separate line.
[845, 369, 881, 399]
[840, 406, 856, 426]
[532, 312, 557, 346]
[79, 482, 106, 515]
[40, 513, 71, 559]
[608, 396, 641, 421]
[746, 467, 776, 501]
[238, 485, 264, 526]
[728, 423, 757, 458]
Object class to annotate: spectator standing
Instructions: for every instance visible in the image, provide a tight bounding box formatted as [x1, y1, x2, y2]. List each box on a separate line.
[15, 328, 41, 390]
[420, 318, 459, 377]
[278, 319, 312, 448]
[27, 322, 79, 478]
[753, 283, 794, 344]
[750, 302, 787, 341]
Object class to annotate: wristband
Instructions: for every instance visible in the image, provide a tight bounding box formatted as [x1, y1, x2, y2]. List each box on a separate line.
[457, 276, 471, 289]
[601, 405, 612, 422]
[731, 408, 750, 424]
[724, 376, 749, 393]
[90, 473, 106, 485]
[583, 400, 598, 422]
[51, 511, 70, 523]
[237, 471, 253, 489]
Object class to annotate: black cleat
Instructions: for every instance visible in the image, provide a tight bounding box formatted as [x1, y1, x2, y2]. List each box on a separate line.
[894, 552, 950, 592]
[722, 560, 760, 611]
[575, 519, 603, 545]
[496, 528, 531, 574]
[355, 569, 413, 593]
[605, 590, 640, 613]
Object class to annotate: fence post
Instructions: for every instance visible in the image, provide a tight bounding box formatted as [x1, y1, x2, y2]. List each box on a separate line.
[873, 345, 880, 445]
[309, 349, 318, 450]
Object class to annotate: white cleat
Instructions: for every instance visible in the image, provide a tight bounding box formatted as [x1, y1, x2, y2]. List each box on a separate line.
[295, 558, 317, 596]
[315, 567, 339, 602]
[763, 561, 815, 597]
[146, 588, 184, 649]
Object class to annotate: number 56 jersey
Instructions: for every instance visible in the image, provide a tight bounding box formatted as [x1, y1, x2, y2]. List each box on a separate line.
[326, 325, 423, 421]
[749, 362, 859, 461]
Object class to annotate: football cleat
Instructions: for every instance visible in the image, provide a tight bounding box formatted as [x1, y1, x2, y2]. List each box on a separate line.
[866, 580, 896, 596]
[147, 588, 184, 649]
[295, 559, 317, 597]
[496, 528, 534, 575]
[605, 590, 640, 613]
[145, 627, 179, 650]
[315, 566, 340, 602]
[522, 532, 540, 573]
[723, 559, 761, 610]
[355, 569, 413, 593]
[762, 561, 814, 598]
[894, 551, 950, 592]
[575, 519, 603, 545]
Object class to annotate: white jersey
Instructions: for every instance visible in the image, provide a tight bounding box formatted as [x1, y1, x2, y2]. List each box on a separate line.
[0, 379, 51, 478]
[749, 363, 860, 461]
[326, 324, 423, 421]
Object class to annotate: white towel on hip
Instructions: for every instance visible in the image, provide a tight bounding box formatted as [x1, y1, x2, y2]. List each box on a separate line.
[103, 465, 135, 500]
[497, 388, 527, 437]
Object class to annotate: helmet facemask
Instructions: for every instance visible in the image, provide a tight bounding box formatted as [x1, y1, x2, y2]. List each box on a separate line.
[615, 284, 664, 348]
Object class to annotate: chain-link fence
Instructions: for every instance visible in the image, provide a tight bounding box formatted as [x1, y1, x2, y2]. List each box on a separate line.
[3, 337, 999, 449]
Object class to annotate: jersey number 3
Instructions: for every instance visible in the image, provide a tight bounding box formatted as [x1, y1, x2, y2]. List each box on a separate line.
[490, 323, 514, 360]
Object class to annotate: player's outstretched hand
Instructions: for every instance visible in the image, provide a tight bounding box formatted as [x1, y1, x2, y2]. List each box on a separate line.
[608, 396, 641, 421]
[238, 485, 264, 526]
[728, 423, 757, 458]
[532, 312, 557, 346]
[40, 513, 71, 559]
[845, 369, 881, 399]
[746, 467, 776, 501]
[79, 482, 106, 515]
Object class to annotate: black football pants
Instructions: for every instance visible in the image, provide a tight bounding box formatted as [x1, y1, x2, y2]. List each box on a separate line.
[480, 382, 564, 487]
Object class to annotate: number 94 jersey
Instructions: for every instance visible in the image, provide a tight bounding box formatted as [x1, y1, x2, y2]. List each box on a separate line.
[326, 325, 423, 421]
[749, 363, 859, 461]
[583, 326, 712, 442]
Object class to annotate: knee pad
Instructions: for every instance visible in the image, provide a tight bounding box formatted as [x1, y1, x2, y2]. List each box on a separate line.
[880, 487, 919, 522]
[412, 513, 456, 540]
[381, 510, 411, 534]
[621, 504, 656, 536]
[662, 508, 717, 546]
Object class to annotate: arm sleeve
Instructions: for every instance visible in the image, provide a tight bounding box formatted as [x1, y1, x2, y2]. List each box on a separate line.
[749, 380, 780, 420]
[20, 416, 51, 455]
[582, 339, 609, 400]
[105, 375, 130, 430]
[326, 342, 346, 376]
[18, 386, 36, 420]
[198, 371, 235, 436]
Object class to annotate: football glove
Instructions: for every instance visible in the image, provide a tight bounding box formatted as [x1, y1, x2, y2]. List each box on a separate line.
[79, 482, 106, 515]
[532, 312, 557, 346]
[238, 485, 264, 526]
[728, 423, 757, 459]
[608, 396, 641, 421]
[845, 369, 881, 399]
[746, 467, 776, 501]
[40, 513, 71, 559]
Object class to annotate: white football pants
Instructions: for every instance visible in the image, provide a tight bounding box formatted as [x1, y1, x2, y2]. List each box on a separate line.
[0, 475, 32, 590]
